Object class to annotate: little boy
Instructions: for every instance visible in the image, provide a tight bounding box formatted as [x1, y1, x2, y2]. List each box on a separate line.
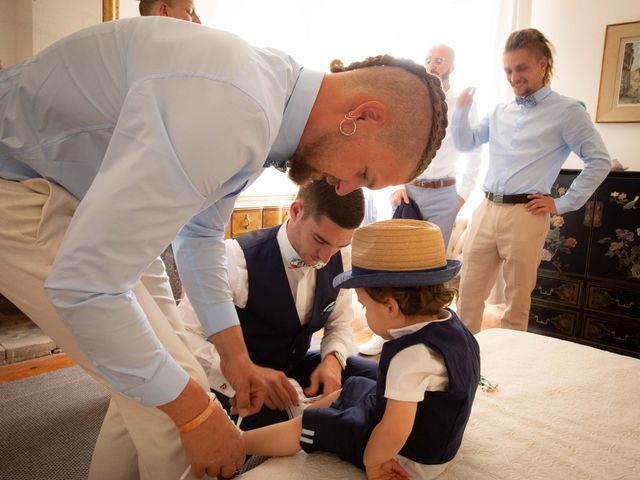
[242, 219, 480, 479]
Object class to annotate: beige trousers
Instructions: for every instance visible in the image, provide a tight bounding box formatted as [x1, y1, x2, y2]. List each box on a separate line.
[457, 199, 549, 333]
[0, 178, 209, 480]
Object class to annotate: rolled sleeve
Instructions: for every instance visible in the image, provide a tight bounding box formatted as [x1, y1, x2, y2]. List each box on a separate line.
[452, 103, 489, 152]
[320, 248, 355, 360]
[456, 103, 483, 200]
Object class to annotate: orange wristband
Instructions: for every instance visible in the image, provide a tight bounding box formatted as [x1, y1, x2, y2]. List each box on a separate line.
[178, 396, 216, 434]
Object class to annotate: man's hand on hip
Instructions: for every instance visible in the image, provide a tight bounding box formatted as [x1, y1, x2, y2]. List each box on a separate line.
[526, 194, 557, 214]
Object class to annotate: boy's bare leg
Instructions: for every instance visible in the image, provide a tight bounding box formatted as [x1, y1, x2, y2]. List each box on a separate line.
[243, 390, 341, 457]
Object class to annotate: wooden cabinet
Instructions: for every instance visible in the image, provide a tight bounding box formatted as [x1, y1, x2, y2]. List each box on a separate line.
[226, 196, 293, 239]
[529, 170, 640, 358]
[229, 207, 263, 238]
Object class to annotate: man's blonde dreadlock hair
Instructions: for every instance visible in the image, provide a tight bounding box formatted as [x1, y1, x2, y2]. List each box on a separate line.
[330, 55, 448, 181]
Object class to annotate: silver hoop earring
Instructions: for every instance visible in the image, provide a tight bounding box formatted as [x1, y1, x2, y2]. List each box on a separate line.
[339, 112, 357, 136]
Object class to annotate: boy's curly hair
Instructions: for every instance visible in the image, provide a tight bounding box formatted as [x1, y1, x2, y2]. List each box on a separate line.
[364, 284, 456, 316]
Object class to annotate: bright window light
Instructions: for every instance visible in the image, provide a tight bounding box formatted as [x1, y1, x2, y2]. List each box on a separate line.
[195, 0, 497, 203]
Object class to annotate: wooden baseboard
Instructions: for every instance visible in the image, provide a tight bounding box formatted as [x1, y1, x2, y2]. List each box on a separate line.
[0, 353, 75, 384]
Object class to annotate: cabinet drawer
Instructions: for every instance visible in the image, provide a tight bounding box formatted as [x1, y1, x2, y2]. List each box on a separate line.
[528, 303, 578, 338]
[230, 208, 262, 237]
[532, 276, 581, 306]
[586, 283, 640, 318]
[261, 206, 284, 228]
[582, 315, 640, 358]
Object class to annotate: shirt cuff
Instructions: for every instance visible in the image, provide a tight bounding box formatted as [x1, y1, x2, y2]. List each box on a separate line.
[122, 353, 190, 407]
[321, 342, 349, 369]
[199, 300, 241, 339]
[554, 197, 570, 215]
[207, 360, 236, 398]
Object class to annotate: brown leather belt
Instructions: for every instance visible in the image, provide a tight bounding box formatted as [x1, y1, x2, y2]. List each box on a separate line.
[485, 192, 533, 204]
[412, 178, 456, 189]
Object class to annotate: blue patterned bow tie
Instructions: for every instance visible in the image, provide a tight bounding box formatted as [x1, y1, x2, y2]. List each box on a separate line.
[288, 258, 325, 270]
[263, 158, 289, 172]
[515, 95, 537, 108]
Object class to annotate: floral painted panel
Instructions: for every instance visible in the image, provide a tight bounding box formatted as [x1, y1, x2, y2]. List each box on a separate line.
[589, 179, 640, 282]
[539, 179, 590, 275]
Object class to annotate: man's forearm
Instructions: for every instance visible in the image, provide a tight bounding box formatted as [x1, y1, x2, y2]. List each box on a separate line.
[210, 325, 250, 360]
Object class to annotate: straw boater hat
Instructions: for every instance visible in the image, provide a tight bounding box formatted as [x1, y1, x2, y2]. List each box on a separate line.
[333, 219, 461, 289]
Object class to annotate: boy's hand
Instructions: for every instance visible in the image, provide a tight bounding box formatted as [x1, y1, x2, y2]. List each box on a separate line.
[365, 459, 409, 480]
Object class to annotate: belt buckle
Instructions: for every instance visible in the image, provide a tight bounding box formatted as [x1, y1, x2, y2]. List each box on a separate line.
[493, 193, 504, 204]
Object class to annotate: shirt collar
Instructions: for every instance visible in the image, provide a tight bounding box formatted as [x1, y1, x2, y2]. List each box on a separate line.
[265, 68, 325, 170]
[515, 84, 552, 106]
[533, 84, 552, 102]
[277, 221, 310, 269]
[387, 309, 452, 339]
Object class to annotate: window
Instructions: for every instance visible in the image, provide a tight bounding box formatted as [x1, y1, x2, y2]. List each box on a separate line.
[197, 0, 497, 201]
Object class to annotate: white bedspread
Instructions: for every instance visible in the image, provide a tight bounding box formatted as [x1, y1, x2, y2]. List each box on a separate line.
[239, 328, 640, 479]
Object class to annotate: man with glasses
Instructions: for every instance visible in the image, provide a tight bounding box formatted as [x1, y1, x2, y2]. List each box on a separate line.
[360, 44, 481, 356]
[390, 44, 481, 247]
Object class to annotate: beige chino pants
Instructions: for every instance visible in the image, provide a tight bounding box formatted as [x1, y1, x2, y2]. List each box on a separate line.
[0, 178, 209, 480]
[457, 199, 550, 333]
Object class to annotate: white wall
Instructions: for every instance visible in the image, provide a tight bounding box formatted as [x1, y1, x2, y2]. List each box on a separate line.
[32, 0, 101, 55]
[0, 0, 32, 67]
[531, 0, 640, 171]
[0, 0, 101, 67]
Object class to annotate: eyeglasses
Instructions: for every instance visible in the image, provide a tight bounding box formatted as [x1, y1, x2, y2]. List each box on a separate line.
[426, 57, 446, 65]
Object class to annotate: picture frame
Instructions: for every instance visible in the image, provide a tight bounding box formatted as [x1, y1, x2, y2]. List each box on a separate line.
[103, 0, 119, 21]
[596, 21, 640, 123]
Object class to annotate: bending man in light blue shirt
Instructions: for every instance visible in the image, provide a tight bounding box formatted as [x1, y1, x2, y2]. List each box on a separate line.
[0, 17, 448, 480]
[452, 28, 610, 334]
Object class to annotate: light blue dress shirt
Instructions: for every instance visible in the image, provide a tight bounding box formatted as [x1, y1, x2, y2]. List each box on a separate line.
[0, 17, 324, 406]
[452, 85, 611, 214]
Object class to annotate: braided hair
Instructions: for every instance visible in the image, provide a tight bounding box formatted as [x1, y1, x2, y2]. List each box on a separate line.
[504, 28, 555, 85]
[330, 55, 448, 181]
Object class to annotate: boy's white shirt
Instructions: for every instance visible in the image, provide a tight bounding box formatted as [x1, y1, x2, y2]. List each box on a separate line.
[179, 222, 354, 396]
[384, 313, 450, 401]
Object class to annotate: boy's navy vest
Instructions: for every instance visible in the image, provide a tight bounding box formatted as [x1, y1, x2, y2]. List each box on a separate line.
[376, 312, 480, 465]
[236, 226, 343, 375]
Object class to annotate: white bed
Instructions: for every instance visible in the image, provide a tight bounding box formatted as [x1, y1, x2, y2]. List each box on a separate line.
[238, 328, 640, 479]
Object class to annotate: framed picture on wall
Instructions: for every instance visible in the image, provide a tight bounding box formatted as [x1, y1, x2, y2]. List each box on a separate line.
[103, 0, 119, 21]
[596, 21, 640, 122]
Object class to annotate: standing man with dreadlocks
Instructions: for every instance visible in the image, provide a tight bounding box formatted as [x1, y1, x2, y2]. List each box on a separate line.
[0, 17, 447, 480]
[452, 28, 610, 335]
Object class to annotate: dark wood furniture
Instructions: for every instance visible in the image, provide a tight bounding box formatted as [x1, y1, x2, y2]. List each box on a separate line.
[529, 169, 640, 358]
